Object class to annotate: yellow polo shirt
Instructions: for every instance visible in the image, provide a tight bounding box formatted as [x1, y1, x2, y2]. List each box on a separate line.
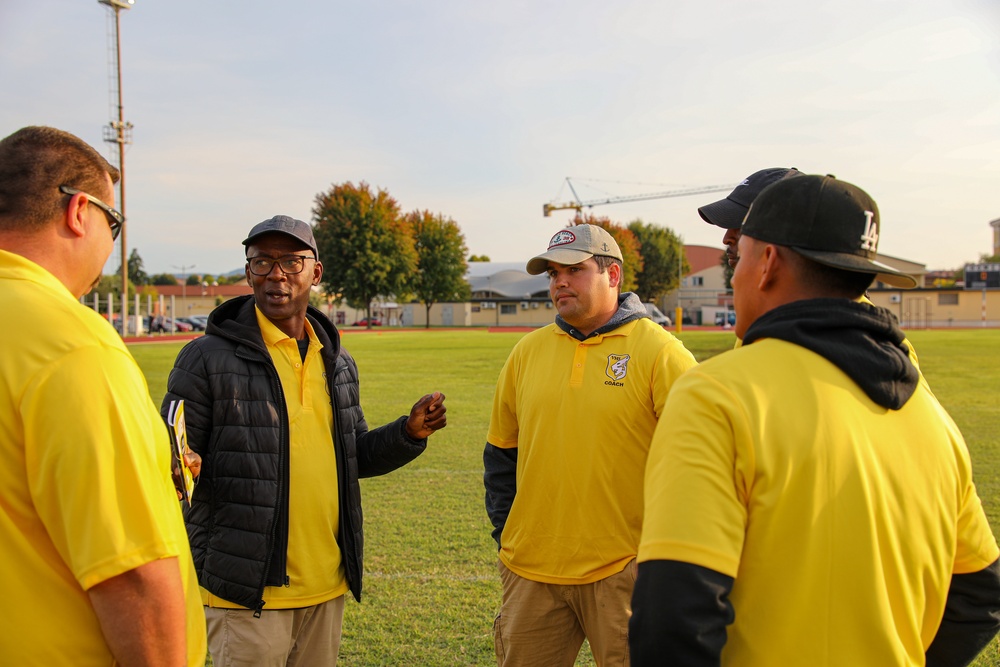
[0, 250, 206, 666]
[204, 308, 347, 607]
[488, 318, 698, 584]
[640, 339, 998, 665]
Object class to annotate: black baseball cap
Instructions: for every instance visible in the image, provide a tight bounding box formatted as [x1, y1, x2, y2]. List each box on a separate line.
[741, 174, 917, 288]
[242, 215, 319, 259]
[698, 167, 801, 229]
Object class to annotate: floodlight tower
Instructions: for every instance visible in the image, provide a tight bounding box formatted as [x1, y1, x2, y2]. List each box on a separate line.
[98, 0, 134, 330]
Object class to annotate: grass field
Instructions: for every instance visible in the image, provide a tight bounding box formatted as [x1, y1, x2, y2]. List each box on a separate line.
[131, 328, 1000, 666]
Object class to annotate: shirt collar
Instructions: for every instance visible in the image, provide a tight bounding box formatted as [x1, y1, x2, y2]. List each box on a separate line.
[254, 305, 321, 349]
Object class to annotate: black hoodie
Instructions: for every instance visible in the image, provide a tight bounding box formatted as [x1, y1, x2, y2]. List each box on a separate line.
[743, 298, 919, 410]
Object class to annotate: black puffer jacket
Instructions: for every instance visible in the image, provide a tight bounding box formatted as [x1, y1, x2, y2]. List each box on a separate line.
[162, 295, 426, 611]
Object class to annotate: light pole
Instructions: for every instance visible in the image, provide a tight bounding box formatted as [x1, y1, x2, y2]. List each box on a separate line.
[98, 0, 134, 331]
[173, 264, 195, 323]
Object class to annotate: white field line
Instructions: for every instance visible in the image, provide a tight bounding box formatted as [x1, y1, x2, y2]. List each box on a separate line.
[365, 571, 495, 582]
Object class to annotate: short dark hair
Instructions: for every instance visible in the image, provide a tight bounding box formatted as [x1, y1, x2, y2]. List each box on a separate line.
[784, 247, 875, 298]
[593, 254, 623, 294]
[0, 126, 120, 232]
[593, 254, 621, 274]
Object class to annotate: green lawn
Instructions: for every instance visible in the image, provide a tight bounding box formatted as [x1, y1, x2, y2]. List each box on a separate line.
[130, 328, 1000, 666]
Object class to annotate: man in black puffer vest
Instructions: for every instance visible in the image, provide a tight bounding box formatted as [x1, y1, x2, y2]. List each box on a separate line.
[162, 215, 447, 667]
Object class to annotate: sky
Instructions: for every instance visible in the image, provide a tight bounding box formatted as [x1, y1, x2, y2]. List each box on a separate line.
[2, 0, 999, 278]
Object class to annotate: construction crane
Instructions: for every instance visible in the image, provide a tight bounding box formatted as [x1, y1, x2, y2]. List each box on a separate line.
[542, 178, 736, 217]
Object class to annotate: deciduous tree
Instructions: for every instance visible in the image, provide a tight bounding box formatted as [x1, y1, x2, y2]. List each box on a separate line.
[628, 219, 688, 301]
[150, 273, 179, 286]
[312, 181, 416, 328]
[569, 213, 641, 293]
[85, 275, 136, 301]
[405, 210, 470, 328]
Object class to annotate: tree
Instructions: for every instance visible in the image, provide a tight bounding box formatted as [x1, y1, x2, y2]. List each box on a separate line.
[627, 219, 688, 301]
[569, 213, 642, 293]
[150, 273, 179, 286]
[185, 274, 202, 286]
[406, 210, 471, 328]
[214, 274, 239, 286]
[117, 248, 148, 286]
[468, 254, 491, 262]
[85, 274, 136, 301]
[312, 181, 417, 328]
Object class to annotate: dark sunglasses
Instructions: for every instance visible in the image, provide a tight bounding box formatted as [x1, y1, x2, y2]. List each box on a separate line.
[59, 185, 125, 241]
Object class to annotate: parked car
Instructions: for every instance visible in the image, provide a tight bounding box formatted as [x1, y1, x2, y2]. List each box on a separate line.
[351, 318, 382, 327]
[177, 316, 206, 331]
[189, 315, 210, 329]
[715, 311, 736, 327]
[147, 317, 192, 333]
[643, 302, 672, 327]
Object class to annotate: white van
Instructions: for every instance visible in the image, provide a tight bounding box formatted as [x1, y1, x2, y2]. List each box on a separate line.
[643, 303, 672, 327]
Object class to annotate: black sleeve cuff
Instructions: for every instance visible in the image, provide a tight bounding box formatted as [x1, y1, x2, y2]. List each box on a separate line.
[927, 558, 1000, 667]
[630, 560, 734, 667]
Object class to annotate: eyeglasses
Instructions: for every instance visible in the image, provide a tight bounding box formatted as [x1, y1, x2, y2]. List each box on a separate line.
[59, 185, 124, 241]
[246, 254, 315, 276]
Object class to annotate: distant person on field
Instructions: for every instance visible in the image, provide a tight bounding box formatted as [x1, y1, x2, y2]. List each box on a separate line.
[484, 223, 698, 666]
[162, 214, 448, 666]
[630, 174, 1000, 666]
[0, 125, 206, 666]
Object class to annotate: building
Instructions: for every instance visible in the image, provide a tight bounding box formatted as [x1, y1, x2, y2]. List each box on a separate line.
[867, 286, 1000, 328]
[667, 245, 730, 326]
[149, 283, 253, 318]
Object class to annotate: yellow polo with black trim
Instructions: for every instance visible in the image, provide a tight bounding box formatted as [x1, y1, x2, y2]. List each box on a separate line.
[488, 318, 697, 584]
[203, 307, 348, 608]
[639, 339, 999, 665]
[0, 250, 206, 666]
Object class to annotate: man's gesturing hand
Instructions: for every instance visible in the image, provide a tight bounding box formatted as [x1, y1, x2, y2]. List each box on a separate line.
[405, 391, 447, 440]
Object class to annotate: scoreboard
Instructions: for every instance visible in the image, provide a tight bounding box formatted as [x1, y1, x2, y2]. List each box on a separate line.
[965, 263, 1000, 289]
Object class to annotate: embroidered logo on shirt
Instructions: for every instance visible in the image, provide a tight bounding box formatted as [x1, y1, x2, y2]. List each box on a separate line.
[605, 354, 630, 386]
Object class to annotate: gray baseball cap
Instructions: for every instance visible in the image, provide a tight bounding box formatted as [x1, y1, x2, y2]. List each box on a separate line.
[526, 224, 623, 275]
[242, 215, 319, 259]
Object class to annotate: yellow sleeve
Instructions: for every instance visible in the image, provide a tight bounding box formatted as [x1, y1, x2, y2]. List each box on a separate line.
[953, 478, 1000, 574]
[639, 368, 751, 577]
[487, 346, 521, 449]
[651, 338, 698, 419]
[22, 345, 186, 590]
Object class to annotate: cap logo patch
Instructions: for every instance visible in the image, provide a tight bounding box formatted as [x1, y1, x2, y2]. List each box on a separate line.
[859, 211, 878, 251]
[605, 354, 630, 381]
[548, 230, 577, 249]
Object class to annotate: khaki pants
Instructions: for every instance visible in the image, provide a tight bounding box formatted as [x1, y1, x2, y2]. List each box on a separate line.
[493, 559, 635, 667]
[205, 596, 345, 667]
